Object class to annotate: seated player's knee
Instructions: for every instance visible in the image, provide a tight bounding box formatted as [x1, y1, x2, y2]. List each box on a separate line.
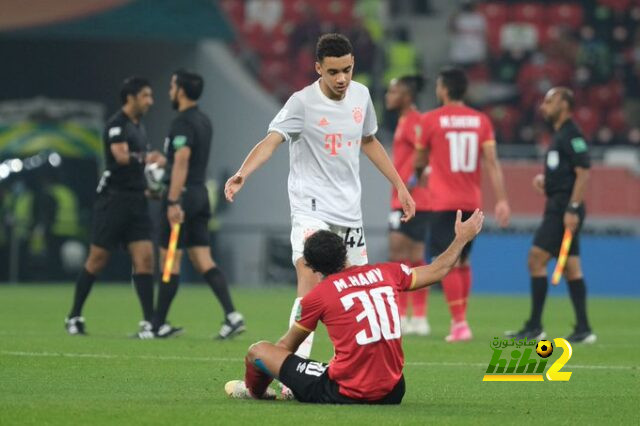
[247, 341, 270, 362]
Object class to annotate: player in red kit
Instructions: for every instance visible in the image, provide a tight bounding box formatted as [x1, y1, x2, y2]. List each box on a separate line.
[224, 209, 484, 403]
[385, 76, 430, 336]
[416, 68, 510, 342]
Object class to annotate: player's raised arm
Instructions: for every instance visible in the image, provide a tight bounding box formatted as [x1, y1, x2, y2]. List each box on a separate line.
[482, 141, 511, 228]
[361, 134, 416, 221]
[224, 132, 285, 202]
[411, 209, 484, 289]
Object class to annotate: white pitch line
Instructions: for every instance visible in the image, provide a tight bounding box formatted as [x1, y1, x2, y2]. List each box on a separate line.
[1, 350, 636, 371]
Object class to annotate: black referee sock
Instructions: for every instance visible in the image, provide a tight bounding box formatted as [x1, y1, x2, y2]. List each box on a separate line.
[567, 278, 591, 331]
[153, 274, 179, 329]
[203, 267, 235, 316]
[528, 276, 548, 329]
[132, 274, 154, 322]
[69, 268, 97, 318]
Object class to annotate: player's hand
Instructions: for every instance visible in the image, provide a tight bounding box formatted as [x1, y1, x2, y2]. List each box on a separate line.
[454, 209, 484, 243]
[224, 173, 245, 202]
[398, 186, 416, 222]
[532, 174, 545, 195]
[564, 212, 579, 233]
[168, 204, 184, 225]
[146, 150, 166, 166]
[494, 200, 511, 228]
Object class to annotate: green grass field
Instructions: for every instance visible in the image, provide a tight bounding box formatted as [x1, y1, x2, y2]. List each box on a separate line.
[1, 284, 638, 425]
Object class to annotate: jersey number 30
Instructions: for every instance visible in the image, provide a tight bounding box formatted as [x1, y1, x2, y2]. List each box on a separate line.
[446, 131, 478, 172]
[340, 286, 401, 345]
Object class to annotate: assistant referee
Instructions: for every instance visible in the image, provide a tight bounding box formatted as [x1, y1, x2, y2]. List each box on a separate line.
[147, 70, 245, 339]
[509, 87, 595, 344]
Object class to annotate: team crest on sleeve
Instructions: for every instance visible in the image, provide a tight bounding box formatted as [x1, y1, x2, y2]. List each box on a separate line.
[172, 135, 187, 149]
[571, 137, 587, 153]
[295, 303, 302, 321]
[400, 264, 412, 275]
[108, 127, 122, 138]
[352, 107, 363, 124]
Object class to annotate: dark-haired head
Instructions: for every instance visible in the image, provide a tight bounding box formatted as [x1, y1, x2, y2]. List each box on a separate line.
[386, 75, 425, 111]
[315, 34, 355, 100]
[303, 230, 348, 276]
[436, 67, 468, 103]
[120, 76, 153, 116]
[316, 33, 353, 62]
[170, 69, 204, 109]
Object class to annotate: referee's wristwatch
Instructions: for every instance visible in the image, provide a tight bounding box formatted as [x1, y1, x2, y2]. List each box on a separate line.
[167, 199, 181, 207]
[566, 201, 581, 214]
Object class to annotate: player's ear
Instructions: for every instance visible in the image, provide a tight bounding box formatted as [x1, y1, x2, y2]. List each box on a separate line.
[315, 62, 322, 76]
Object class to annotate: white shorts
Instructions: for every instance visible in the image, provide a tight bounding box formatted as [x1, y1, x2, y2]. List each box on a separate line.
[290, 214, 368, 266]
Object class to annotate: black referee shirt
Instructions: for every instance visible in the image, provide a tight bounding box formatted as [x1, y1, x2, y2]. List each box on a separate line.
[164, 106, 212, 186]
[544, 119, 591, 197]
[102, 110, 148, 191]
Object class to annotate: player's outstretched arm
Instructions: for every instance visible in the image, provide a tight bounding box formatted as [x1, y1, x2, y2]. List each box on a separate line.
[224, 132, 285, 202]
[361, 135, 416, 221]
[412, 209, 484, 290]
[482, 143, 511, 228]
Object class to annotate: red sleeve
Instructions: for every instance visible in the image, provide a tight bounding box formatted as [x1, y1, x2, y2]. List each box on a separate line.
[417, 113, 434, 150]
[295, 288, 324, 332]
[481, 114, 496, 146]
[385, 262, 417, 292]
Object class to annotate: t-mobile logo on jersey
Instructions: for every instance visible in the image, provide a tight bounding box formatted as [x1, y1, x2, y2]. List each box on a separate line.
[324, 133, 359, 156]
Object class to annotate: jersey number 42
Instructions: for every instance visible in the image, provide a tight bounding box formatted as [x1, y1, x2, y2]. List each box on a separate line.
[340, 286, 401, 346]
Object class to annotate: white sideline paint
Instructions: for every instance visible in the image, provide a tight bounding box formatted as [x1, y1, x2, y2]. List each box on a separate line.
[1, 350, 636, 371]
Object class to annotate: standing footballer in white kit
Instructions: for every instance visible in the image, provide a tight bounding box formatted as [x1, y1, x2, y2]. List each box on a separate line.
[225, 33, 415, 366]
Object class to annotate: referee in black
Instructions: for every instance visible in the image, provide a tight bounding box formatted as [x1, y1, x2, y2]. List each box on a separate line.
[66, 77, 156, 337]
[509, 87, 595, 344]
[147, 70, 245, 339]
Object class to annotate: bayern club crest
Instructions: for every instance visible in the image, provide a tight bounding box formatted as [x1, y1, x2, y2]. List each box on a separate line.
[353, 107, 363, 124]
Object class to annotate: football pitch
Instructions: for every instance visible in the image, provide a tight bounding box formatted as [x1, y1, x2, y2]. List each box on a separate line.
[1, 284, 638, 425]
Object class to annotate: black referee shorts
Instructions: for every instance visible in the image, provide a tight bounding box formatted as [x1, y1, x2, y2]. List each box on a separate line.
[389, 210, 430, 242]
[279, 354, 405, 404]
[533, 195, 585, 257]
[160, 185, 211, 249]
[429, 210, 475, 262]
[91, 190, 152, 250]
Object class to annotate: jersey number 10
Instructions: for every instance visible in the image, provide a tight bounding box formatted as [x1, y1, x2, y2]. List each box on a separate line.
[340, 286, 401, 346]
[446, 131, 478, 173]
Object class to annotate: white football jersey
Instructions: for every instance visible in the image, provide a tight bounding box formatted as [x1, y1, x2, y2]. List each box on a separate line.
[268, 80, 378, 227]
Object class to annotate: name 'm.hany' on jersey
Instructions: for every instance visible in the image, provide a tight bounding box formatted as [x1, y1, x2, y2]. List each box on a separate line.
[268, 80, 378, 228]
[295, 262, 416, 401]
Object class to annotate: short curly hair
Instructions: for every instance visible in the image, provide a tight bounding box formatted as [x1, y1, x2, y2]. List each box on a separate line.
[303, 230, 347, 276]
[316, 33, 353, 62]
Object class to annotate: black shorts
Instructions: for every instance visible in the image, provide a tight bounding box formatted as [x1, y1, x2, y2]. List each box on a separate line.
[91, 190, 152, 250]
[279, 354, 405, 405]
[533, 195, 585, 257]
[389, 210, 430, 242]
[429, 210, 474, 262]
[160, 185, 211, 249]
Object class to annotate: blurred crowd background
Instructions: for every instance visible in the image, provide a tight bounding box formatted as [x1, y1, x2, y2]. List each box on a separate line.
[0, 0, 638, 295]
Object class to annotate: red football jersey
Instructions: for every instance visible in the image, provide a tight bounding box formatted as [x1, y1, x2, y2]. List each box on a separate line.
[419, 104, 496, 211]
[296, 262, 416, 401]
[391, 109, 430, 211]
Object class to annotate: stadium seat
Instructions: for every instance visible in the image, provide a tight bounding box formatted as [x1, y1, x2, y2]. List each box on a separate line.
[220, 0, 244, 26]
[477, 2, 509, 24]
[606, 108, 628, 136]
[597, 0, 632, 13]
[486, 105, 523, 143]
[588, 81, 624, 111]
[574, 106, 602, 139]
[548, 3, 584, 30]
[511, 3, 545, 24]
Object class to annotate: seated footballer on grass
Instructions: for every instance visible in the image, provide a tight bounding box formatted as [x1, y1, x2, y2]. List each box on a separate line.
[226, 209, 484, 404]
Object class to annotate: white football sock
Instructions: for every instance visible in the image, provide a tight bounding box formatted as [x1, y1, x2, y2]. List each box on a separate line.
[289, 297, 314, 359]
